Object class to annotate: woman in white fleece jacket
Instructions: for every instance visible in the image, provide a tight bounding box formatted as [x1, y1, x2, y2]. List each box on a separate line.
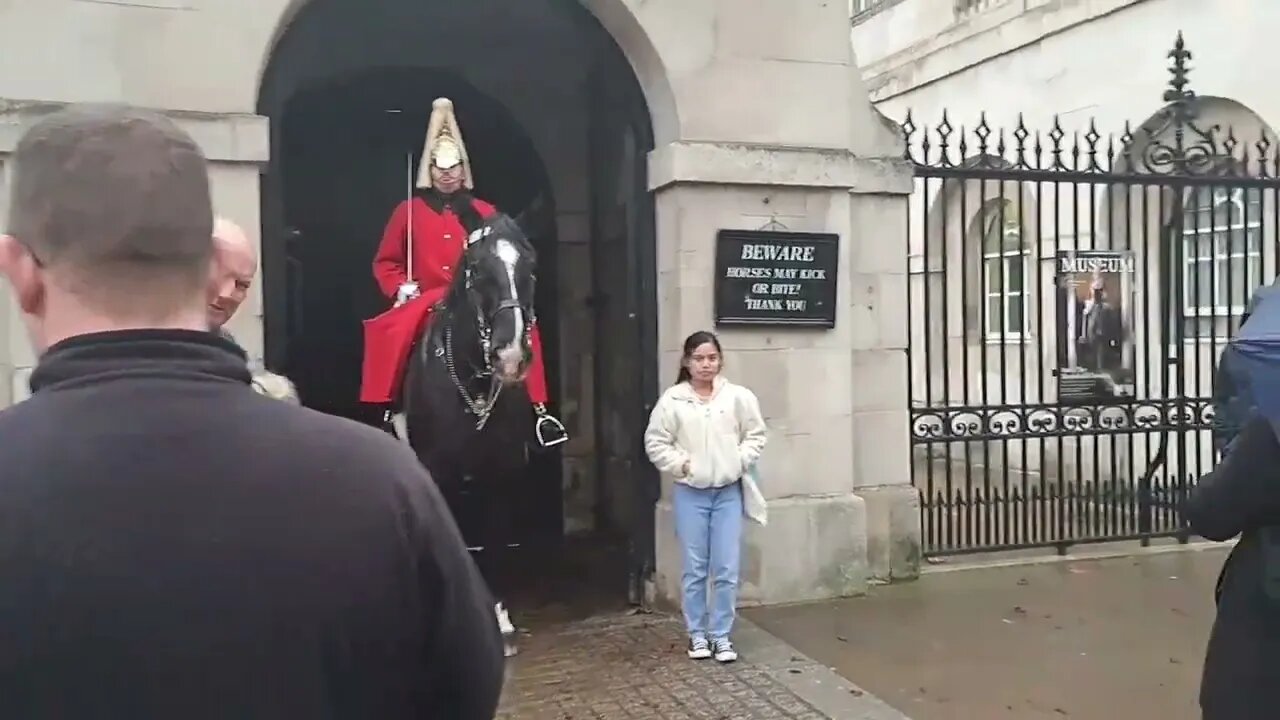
[644, 330, 767, 663]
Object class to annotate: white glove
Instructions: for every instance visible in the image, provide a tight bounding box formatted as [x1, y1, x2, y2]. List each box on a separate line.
[250, 370, 300, 405]
[395, 282, 420, 306]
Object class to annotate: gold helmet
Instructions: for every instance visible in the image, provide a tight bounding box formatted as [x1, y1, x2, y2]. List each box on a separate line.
[417, 97, 474, 190]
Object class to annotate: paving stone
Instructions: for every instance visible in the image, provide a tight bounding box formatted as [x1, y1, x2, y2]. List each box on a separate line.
[496, 612, 827, 719]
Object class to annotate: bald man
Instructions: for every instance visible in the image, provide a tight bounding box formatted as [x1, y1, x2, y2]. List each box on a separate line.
[208, 218, 298, 403]
[209, 217, 258, 335]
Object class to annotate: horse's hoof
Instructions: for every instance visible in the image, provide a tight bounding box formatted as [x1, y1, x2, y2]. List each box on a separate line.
[503, 640, 519, 658]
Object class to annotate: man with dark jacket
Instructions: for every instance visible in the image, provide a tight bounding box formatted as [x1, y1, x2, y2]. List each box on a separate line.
[1185, 416, 1280, 720]
[1189, 282, 1280, 720]
[0, 104, 505, 717]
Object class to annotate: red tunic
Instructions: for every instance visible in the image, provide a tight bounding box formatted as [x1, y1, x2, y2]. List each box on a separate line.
[360, 195, 550, 405]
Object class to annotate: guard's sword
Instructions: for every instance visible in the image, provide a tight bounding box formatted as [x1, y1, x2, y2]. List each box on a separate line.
[394, 151, 419, 308]
[405, 151, 414, 284]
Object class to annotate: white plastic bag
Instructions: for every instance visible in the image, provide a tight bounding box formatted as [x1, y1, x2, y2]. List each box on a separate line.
[742, 463, 767, 526]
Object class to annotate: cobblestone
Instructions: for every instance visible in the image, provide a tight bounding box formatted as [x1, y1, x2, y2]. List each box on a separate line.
[496, 612, 831, 719]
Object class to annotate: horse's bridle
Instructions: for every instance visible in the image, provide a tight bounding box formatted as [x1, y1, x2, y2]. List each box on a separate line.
[436, 231, 537, 430]
[464, 238, 537, 367]
[470, 295, 536, 375]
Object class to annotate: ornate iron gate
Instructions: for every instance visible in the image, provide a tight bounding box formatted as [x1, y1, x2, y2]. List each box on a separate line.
[903, 36, 1280, 556]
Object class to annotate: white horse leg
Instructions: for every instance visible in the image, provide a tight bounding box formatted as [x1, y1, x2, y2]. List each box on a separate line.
[391, 412, 410, 446]
[495, 601, 518, 657]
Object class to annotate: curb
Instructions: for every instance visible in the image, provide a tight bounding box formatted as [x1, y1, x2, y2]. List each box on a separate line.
[920, 538, 1234, 576]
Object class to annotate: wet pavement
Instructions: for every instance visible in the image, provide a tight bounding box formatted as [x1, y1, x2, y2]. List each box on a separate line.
[746, 546, 1229, 720]
[488, 537, 909, 718]
[496, 611, 908, 719]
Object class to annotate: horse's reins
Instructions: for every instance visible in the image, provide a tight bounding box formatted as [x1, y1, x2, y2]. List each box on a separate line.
[443, 324, 503, 431]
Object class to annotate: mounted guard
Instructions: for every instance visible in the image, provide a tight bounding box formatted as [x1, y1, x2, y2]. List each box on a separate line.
[360, 97, 566, 448]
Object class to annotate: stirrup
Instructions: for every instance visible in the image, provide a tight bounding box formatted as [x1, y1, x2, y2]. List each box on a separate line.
[535, 412, 568, 448]
[380, 409, 400, 439]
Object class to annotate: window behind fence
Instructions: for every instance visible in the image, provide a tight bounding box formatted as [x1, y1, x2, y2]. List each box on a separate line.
[900, 35, 1280, 556]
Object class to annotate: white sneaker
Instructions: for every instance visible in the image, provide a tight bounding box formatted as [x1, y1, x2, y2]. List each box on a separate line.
[687, 636, 712, 660]
[712, 637, 738, 663]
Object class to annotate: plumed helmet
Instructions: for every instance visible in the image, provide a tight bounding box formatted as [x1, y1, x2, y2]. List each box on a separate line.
[417, 97, 474, 190]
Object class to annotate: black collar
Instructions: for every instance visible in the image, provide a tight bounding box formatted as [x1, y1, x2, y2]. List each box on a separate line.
[417, 189, 487, 236]
[29, 329, 252, 394]
[417, 188, 474, 214]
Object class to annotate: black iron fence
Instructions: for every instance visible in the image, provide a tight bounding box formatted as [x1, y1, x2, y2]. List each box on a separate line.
[902, 35, 1280, 556]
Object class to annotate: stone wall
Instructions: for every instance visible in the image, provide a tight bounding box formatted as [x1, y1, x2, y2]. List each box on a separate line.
[648, 141, 918, 605]
[853, 0, 1280, 134]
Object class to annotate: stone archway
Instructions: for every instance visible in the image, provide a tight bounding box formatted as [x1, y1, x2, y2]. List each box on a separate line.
[255, 0, 678, 146]
[254, 0, 664, 606]
[257, 0, 924, 607]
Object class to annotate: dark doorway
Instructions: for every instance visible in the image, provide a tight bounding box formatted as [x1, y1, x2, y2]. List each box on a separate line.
[256, 0, 658, 614]
[272, 69, 556, 421]
[267, 67, 563, 548]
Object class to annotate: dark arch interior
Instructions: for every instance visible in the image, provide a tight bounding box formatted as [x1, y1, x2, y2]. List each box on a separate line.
[257, 0, 659, 615]
[269, 67, 565, 549]
[271, 68, 557, 420]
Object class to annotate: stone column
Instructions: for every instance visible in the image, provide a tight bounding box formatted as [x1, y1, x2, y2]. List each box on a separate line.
[632, 0, 923, 608]
[648, 141, 918, 607]
[848, 184, 923, 583]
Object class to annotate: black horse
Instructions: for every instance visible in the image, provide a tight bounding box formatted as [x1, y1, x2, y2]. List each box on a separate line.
[399, 213, 553, 657]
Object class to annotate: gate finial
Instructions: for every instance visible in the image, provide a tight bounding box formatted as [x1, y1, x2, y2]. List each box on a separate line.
[1163, 32, 1194, 105]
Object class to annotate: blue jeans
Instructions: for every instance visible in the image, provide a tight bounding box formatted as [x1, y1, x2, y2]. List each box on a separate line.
[673, 481, 743, 640]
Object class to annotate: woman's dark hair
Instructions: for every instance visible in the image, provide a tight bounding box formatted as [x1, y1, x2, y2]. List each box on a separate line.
[675, 330, 723, 385]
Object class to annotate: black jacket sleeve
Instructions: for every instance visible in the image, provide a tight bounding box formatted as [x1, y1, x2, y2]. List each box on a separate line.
[399, 458, 505, 719]
[1185, 416, 1280, 542]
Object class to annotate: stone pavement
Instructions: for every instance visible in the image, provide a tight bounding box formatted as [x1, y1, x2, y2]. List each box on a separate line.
[747, 545, 1230, 720]
[496, 610, 910, 719]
